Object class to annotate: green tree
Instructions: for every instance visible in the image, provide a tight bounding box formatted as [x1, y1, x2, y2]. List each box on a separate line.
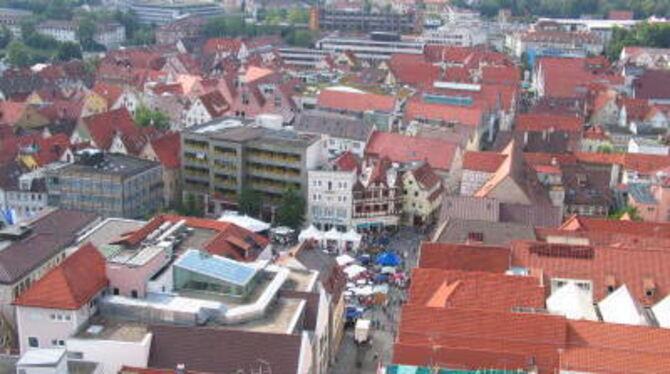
[238, 185, 262, 217]
[56, 41, 82, 61]
[596, 144, 614, 154]
[77, 17, 98, 51]
[609, 206, 643, 221]
[275, 188, 305, 229]
[7, 40, 31, 68]
[134, 105, 170, 129]
[0, 25, 12, 49]
[20, 18, 36, 38]
[286, 29, 314, 47]
[181, 193, 204, 217]
[127, 26, 155, 46]
[287, 8, 310, 24]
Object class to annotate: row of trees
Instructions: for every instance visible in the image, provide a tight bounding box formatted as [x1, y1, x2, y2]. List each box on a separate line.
[5, 20, 83, 67]
[607, 22, 670, 59]
[452, 0, 670, 19]
[177, 187, 305, 229]
[203, 15, 316, 48]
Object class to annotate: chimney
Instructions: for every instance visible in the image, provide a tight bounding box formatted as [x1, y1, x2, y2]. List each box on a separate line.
[176, 363, 186, 374]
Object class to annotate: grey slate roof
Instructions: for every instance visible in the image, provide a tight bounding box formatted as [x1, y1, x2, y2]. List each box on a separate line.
[148, 324, 302, 374]
[294, 110, 374, 141]
[436, 218, 536, 247]
[0, 209, 99, 284]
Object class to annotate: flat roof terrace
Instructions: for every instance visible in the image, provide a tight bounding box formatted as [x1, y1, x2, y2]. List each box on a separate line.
[74, 315, 149, 342]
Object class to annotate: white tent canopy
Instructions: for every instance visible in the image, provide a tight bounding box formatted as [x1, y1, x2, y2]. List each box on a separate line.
[324, 227, 342, 241]
[344, 264, 367, 278]
[218, 211, 271, 232]
[547, 282, 598, 321]
[298, 225, 323, 242]
[652, 295, 670, 328]
[336, 254, 355, 267]
[353, 285, 373, 296]
[342, 229, 362, 243]
[598, 285, 649, 326]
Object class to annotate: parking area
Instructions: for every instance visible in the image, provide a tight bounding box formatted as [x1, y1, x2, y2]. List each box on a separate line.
[329, 227, 424, 374]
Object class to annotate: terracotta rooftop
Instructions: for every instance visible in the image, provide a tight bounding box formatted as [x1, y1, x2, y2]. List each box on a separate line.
[511, 239, 670, 305]
[462, 151, 507, 173]
[516, 113, 583, 132]
[13, 243, 107, 310]
[115, 214, 269, 262]
[365, 131, 459, 171]
[408, 268, 545, 311]
[419, 242, 510, 273]
[317, 89, 395, 113]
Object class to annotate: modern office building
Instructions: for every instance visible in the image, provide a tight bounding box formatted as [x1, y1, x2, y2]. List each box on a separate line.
[45, 151, 163, 219]
[181, 118, 328, 216]
[316, 8, 418, 34]
[129, 0, 225, 25]
[316, 34, 424, 60]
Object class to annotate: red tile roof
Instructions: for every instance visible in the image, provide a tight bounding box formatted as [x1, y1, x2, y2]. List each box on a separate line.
[150, 131, 181, 169]
[13, 243, 107, 310]
[516, 113, 583, 132]
[419, 242, 510, 272]
[539, 57, 622, 98]
[81, 108, 140, 151]
[116, 214, 269, 262]
[462, 151, 507, 172]
[481, 65, 521, 85]
[560, 215, 670, 238]
[404, 97, 483, 127]
[410, 162, 441, 189]
[19, 133, 71, 166]
[395, 305, 566, 372]
[92, 83, 124, 106]
[365, 132, 458, 171]
[574, 152, 670, 174]
[511, 240, 670, 305]
[203, 38, 243, 55]
[0, 101, 27, 126]
[388, 53, 440, 88]
[408, 268, 545, 310]
[198, 90, 229, 118]
[317, 89, 395, 113]
[332, 150, 360, 172]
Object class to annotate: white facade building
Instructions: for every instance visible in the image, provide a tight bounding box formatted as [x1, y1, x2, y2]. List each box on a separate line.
[36, 21, 77, 43]
[308, 169, 356, 231]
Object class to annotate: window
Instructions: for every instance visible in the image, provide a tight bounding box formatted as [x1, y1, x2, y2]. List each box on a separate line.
[28, 337, 39, 348]
[414, 191, 419, 197]
[131, 290, 138, 298]
[113, 288, 119, 295]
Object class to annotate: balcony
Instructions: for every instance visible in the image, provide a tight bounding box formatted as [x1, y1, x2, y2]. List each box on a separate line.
[184, 140, 208, 150]
[213, 146, 237, 159]
[184, 152, 208, 166]
[184, 179, 210, 193]
[247, 164, 301, 182]
[247, 150, 301, 167]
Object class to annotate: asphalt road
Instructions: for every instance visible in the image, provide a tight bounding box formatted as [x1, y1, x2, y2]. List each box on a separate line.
[329, 227, 425, 374]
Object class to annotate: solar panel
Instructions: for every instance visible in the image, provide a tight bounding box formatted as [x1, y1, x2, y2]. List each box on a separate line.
[175, 250, 257, 286]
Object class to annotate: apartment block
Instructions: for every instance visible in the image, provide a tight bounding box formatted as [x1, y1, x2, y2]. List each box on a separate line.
[181, 118, 327, 215]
